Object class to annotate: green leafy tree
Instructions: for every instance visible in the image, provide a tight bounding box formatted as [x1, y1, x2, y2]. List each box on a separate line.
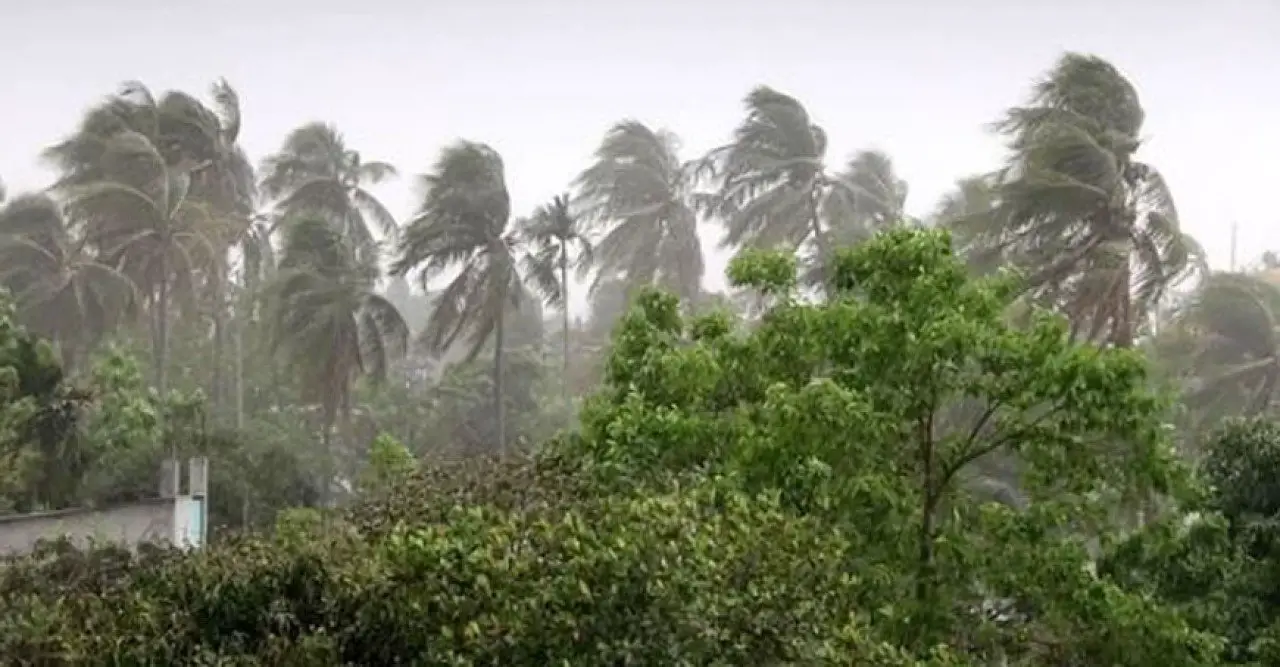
[392, 141, 529, 455]
[560, 227, 1214, 661]
[0, 297, 91, 512]
[574, 121, 705, 302]
[1102, 416, 1280, 663]
[357, 432, 417, 495]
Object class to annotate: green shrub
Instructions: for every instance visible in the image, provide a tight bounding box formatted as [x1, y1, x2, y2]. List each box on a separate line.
[0, 468, 944, 665]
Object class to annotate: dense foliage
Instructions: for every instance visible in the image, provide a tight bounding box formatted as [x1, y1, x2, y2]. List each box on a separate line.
[0, 229, 1243, 665]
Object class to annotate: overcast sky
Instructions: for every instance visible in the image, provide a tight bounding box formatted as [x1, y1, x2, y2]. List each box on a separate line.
[3, 0, 1277, 307]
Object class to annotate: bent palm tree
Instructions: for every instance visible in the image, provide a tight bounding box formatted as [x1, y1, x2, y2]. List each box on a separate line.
[43, 81, 225, 192]
[1169, 272, 1280, 420]
[933, 174, 1006, 274]
[259, 122, 398, 254]
[391, 141, 525, 454]
[519, 193, 593, 416]
[703, 87, 838, 287]
[64, 131, 222, 394]
[804, 149, 912, 286]
[575, 121, 704, 302]
[265, 215, 408, 499]
[990, 53, 1202, 346]
[0, 193, 137, 371]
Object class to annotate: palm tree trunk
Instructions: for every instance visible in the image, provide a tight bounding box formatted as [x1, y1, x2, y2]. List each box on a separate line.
[211, 259, 227, 423]
[155, 255, 171, 395]
[319, 420, 333, 506]
[560, 251, 571, 424]
[234, 307, 245, 430]
[807, 187, 831, 296]
[494, 299, 508, 457]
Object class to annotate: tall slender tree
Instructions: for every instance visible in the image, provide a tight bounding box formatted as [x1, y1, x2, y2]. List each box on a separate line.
[1166, 272, 1280, 420]
[804, 149, 911, 287]
[392, 141, 526, 454]
[43, 80, 233, 391]
[519, 194, 593, 417]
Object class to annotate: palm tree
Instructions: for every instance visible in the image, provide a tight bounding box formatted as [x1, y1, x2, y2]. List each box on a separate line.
[63, 131, 223, 394]
[258, 122, 398, 254]
[0, 192, 137, 371]
[391, 141, 526, 454]
[987, 53, 1202, 347]
[574, 121, 705, 302]
[932, 174, 1006, 274]
[43, 80, 240, 393]
[702, 87, 836, 286]
[519, 193, 593, 417]
[264, 215, 408, 499]
[803, 149, 912, 286]
[1166, 272, 1280, 421]
[191, 80, 256, 423]
[44, 81, 226, 191]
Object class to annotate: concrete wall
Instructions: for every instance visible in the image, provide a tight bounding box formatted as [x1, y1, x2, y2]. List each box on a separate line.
[0, 498, 180, 556]
[0, 457, 210, 557]
[172, 496, 207, 550]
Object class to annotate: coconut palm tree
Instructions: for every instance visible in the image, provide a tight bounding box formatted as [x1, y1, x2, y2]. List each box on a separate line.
[826, 149, 911, 233]
[1165, 272, 1280, 421]
[264, 215, 408, 499]
[803, 149, 912, 287]
[574, 121, 704, 302]
[43, 81, 225, 192]
[43, 79, 244, 393]
[0, 192, 137, 371]
[988, 53, 1202, 347]
[519, 193, 593, 416]
[192, 80, 256, 423]
[391, 141, 527, 454]
[702, 87, 844, 288]
[258, 122, 398, 254]
[932, 174, 1006, 274]
[63, 131, 223, 394]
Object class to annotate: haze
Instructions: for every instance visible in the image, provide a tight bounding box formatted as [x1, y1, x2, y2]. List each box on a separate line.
[3, 0, 1277, 304]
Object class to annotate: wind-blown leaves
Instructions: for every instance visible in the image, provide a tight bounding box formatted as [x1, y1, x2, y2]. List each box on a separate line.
[702, 87, 829, 256]
[1166, 272, 1280, 420]
[0, 193, 138, 370]
[985, 53, 1203, 346]
[574, 121, 705, 302]
[259, 122, 399, 250]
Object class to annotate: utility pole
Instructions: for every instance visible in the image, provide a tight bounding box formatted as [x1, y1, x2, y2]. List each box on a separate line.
[1230, 222, 1238, 271]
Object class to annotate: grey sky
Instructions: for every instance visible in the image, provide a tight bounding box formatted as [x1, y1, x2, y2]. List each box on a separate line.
[3, 0, 1277, 309]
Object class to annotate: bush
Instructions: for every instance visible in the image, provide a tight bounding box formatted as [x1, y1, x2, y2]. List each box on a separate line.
[0, 465, 947, 665]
